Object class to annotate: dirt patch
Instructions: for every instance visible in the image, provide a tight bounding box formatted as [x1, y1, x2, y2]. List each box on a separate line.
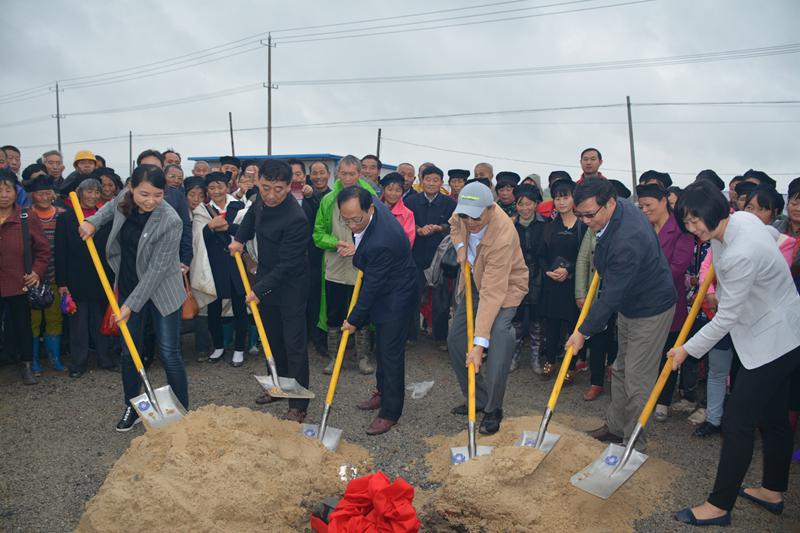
[76, 405, 371, 533]
[422, 415, 679, 532]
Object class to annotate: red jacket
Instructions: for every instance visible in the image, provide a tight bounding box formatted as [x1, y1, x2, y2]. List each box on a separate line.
[385, 197, 416, 248]
[0, 205, 50, 297]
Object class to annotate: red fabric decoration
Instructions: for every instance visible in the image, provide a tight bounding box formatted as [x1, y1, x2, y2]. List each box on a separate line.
[326, 472, 420, 533]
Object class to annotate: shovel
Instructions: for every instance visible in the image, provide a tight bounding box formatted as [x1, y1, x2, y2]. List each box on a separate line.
[301, 271, 364, 451]
[517, 271, 601, 453]
[233, 252, 315, 400]
[451, 262, 494, 465]
[571, 266, 716, 499]
[69, 192, 185, 429]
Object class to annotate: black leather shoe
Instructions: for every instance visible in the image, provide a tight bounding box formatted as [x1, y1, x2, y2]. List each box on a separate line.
[115, 406, 141, 432]
[586, 424, 623, 444]
[693, 421, 722, 438]
[479, 409, 503, 435]
[451, 404, 485, 416]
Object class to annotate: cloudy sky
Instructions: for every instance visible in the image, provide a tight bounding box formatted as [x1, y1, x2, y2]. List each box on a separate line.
[2, 0, 799, 189]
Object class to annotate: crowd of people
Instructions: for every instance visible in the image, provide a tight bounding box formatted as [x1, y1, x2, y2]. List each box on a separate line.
[0, 143, 798, 527]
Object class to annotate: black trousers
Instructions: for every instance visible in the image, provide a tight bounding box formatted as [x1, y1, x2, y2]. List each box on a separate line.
[208, 296, 248, 351]
[656, 331, 681, 405]
[0, 295, 32, 362]
[261, 301, 310, 411]
[374, 317, 408, 422]
[544, 317, 576, 369]
[69, 299, 112, 372]
[708, 344, 800, 510]
[325, 280, 354, 329]
[307, 266, 325, 348]
[588, 314, 617, 387]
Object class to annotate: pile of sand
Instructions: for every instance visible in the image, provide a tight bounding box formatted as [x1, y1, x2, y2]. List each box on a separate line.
[422, 415, 679, 532]
[77, 405, 371, 533]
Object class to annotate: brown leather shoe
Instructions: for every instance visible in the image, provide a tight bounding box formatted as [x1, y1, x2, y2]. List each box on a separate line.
[255, 393, 285, 405]
[563, 370, 575, 385]
[541, 362, 554, 378]
[357, 391, 381, 411]
[283, 408, 307, 423]
[365, 417, 396, 436]
[586, 424, 623, 444]
[583, 385, 604, 401]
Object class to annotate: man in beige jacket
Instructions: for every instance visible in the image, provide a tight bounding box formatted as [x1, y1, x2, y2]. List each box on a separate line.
[447, 181, 529, 434]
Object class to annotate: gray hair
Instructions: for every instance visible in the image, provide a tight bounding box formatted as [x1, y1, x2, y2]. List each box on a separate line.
[193, 160, 210, 170]
[337, 155, 361, 173]
[475, 162, 494, 175]
[76, 178, 102, 197]
[42, 150, 62, 161]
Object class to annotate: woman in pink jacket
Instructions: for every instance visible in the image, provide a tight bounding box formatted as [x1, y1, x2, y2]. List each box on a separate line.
[380, 172, 416, 247]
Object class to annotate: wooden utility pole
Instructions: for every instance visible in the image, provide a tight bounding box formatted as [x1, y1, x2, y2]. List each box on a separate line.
[376, 128, 382, 158]
[260, 34, 277, 155]
[626, 96, 638, 199]
[52, 82, 64, 153]
[229, 112, 235, 156]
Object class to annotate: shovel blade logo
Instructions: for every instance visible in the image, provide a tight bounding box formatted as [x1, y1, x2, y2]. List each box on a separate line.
[453, 453, 466, 464]
[604, 454, 620, 466]
[304, 428, 317, 437]
[137, 400, 151, 412]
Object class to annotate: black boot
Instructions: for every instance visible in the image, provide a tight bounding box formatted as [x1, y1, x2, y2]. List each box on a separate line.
[116, 406, 141, 432]
[20, 362, 38, 385]
[479, 408, 503, 435]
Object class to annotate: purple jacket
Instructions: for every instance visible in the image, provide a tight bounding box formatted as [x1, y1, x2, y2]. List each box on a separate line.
[658, 214, 694, 331]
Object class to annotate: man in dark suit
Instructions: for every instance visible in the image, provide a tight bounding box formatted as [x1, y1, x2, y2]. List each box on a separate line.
[405, 165, 456, 343]
[339, 186, 418, 435]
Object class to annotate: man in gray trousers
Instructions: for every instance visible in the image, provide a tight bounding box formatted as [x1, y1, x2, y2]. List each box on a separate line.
[447, 182, 529, 435]
[566, 178, 675, 449]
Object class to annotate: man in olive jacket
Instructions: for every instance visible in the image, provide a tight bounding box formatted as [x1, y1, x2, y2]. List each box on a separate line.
[447, 181, 529, 435]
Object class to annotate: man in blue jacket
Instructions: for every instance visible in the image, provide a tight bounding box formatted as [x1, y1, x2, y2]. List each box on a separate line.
[340, 186, 418, 435]
[566, 178, 675, 449]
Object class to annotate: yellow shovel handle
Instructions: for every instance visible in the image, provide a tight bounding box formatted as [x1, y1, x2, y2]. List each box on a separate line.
[547, 271, 601, 411]
[639, 265, 716, 427]
[69, 192, 145, 373]
[324, 270, 364, 405]
[464, 263, 477, 424]
[233, 251, 275, 364]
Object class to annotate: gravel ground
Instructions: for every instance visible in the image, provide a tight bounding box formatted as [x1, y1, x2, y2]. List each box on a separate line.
[1, 335, 798, 532]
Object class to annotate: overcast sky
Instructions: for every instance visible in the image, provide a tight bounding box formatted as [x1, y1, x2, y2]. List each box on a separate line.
[2, 0, 799, 189]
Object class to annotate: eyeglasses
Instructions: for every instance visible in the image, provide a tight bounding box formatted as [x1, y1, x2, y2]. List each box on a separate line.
[341, 214, 365, 226]
[573, 205, 604, 220]
[457, 213, 482, 221]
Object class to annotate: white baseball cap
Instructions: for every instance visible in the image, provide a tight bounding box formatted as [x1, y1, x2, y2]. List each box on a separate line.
[454, 181, 494, 218]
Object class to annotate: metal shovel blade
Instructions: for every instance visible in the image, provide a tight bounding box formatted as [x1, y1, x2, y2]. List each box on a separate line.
[449, 445, 494, 465]
[301, 423, 342, 452]
[254, 373, 315, 399]
[570, 443, 648, 499]
[515, 430, 561, 453]
[130, 386, 186, 430]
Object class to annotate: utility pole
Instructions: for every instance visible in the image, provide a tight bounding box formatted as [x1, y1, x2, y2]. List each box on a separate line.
[229, 112, 235, 156]
[376, 128, 382, 158]
[260, 34, 277, 155]
[626, 95, 637, 199]
[51, 82, 64, 153]
[129, 131, 133, 176]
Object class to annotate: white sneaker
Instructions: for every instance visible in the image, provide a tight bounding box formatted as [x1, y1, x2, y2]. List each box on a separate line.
[653, 404, 669, 422]
[688, 408, 707, 425]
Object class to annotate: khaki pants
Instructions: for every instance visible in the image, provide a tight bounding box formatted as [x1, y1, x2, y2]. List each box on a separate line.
[606, 305, 675, 446]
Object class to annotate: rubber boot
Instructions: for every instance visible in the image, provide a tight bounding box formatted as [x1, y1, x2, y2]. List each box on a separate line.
[20, 362, 38, 385]
[355, 329, 374, 375]
[31, 338, 43, 376]
[323, 328, 338, 375]
[44, 335, 66, 371]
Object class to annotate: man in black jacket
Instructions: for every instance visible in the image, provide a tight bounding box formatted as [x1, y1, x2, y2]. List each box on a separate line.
[230, 160, 311, 422]
[339, 186, 418, 435]
[566, 178, 675, 449]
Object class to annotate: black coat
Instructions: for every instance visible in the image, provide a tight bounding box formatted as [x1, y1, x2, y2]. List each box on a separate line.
[203, 200, 246, 299]
[165, 186, 193, 266]
[406, 192, 456, 270]
[348, 199, 418, 327]
[300, 194, 324, 276]
[515, 215, 547, 306]
[579, 198, 676, 337]
[235, 195, 309, 308]
[54, 209, 113, 301]
[540, 215, 586, 322]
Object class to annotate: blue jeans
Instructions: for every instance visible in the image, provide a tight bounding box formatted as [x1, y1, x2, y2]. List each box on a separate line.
[706, 347, 733, 426]
[121, 302, 188, 410]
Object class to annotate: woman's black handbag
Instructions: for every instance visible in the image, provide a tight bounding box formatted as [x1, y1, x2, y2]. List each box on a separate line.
[441, 244, 460, 279]
[20, 209, 54, 310]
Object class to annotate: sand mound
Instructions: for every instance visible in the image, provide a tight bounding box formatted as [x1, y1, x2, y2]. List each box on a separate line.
[422, 415, 679, 532]
[77, 405, 371, 533]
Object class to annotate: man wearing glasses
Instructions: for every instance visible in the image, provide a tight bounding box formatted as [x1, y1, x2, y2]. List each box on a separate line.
[446, 181, 529, 435]
[565, 178, 676, 450]
[339, 186, 417, 435]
